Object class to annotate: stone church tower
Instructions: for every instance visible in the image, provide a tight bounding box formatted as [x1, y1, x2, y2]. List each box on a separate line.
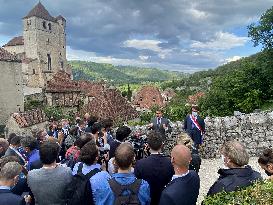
[3, 2, 70, 88]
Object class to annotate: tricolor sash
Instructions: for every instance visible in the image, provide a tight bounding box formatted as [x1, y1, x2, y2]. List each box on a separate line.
[190, 115, 204, 135]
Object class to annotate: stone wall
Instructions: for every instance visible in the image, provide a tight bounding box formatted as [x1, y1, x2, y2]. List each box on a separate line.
[4, 45, 24, 54]
[0, 61, 24, 125]
[6, 117, 48, 137]
[129, 111, 273, 158]
[203, 111, 273, 158]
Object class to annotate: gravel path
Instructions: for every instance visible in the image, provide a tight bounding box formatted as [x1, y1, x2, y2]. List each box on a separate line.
[197, 157, 267, 205]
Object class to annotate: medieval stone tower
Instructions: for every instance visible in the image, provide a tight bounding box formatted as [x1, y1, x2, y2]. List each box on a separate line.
[3, 2, 70, 88]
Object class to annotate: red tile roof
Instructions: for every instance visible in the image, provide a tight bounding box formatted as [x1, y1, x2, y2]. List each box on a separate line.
[187, 92, 205, 105]
[23, 2, 56, 22]
[0, 48, 21, 62]
[3, 36, 24, 47]
[45, 73, 138, 122]
[45, 71, 80, 93]
[81, 85, 139, 122]
[12, 109, 48, 128]
[133, 85, 165, 109]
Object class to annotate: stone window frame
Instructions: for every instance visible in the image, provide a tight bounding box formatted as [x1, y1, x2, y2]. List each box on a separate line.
[43, 21, 47, 29]
[48, 23, 52, 31]
[47, 54, 52, 70]
[27, 20, 31, 26]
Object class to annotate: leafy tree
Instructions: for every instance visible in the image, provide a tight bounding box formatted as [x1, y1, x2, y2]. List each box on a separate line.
[248, 6, 273, 49]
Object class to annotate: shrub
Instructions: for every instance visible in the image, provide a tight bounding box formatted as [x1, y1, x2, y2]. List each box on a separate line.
[203, 180, 273, 205]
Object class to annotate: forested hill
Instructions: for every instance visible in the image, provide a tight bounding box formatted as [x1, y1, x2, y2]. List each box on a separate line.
[69, 60, 186, 84]
[163, 50, 273, 118]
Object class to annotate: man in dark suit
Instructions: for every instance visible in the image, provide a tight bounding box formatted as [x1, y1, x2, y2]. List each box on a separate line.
[159, 144, 200, 205]
[184, 105, 205, 150]
[4, 135, 25, 166]
[0, 162, 27, 205]
[109, 126, 131, 159]
[135, 131, 174, 205]
[148, 109, 171, 137]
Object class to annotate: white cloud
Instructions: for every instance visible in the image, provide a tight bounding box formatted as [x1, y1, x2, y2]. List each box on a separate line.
[123, 39, 172, 59]
[225, 55, 243, 63]
[187, 8, 208, 19]
[191, 31, 249, 50]
[123, 39, 162, 52]
[139, 55, 150, 60]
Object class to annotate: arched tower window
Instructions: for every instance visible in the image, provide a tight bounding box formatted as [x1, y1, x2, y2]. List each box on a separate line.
[47, 54, 52, 70]
[43, 21, 47, 29]
[48, 23, 51, 30]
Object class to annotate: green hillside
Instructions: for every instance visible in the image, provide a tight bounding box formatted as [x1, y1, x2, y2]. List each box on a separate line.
[69, 60, 185, 84]
[162, 50, 273, 119]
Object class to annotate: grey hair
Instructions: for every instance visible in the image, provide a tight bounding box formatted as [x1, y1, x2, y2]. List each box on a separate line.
[221, 140, 249, 167]
[0, 162, 22, 180]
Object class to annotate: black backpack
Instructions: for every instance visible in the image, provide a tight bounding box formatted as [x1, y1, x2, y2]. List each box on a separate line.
[109, 178, 142, 205]
[66, 163, 100, 205]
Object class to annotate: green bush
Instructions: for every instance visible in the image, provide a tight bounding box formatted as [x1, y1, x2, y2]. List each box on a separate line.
[43, 107, 75, 122]
[24, 99, 43, 111]
[203, 180, 273, 205]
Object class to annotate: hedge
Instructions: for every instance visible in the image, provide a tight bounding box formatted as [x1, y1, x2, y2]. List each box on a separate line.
[203, 180, 273, 205]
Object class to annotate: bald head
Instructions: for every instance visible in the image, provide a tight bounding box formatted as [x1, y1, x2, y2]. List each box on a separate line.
[171, 144, 192, 169]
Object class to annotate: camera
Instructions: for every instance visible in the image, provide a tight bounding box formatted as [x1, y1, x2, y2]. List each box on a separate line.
[128, 131, 148, 160]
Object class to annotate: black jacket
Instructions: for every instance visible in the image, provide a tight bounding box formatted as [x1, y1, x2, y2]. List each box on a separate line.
[4, 147, 25, 165]
[134, 154, 174, 205]
[0, 189, 25, 205]
[159, 171, 200, 205]
[207, 165, 262, 196]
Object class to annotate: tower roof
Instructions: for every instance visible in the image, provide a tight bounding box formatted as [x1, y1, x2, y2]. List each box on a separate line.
[3, 36, 24, 47]
[23, 2, 56, 22]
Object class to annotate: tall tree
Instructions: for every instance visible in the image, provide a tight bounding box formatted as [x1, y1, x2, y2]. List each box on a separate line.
[248, 6, 273, 49]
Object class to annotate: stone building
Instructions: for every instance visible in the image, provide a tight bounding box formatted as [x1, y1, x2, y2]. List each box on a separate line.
[133, 86, 165, 110]
[0, 2, 139, 133]
[3, 2, 70, 88]
[5, 109, 48, 137]
[161, 88, 176, 102]
[0, 48, 24, 125]
[0, 2, 71, 129]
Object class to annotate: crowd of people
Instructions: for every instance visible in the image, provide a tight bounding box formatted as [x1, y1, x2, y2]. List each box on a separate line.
[0, 107, 272, 205]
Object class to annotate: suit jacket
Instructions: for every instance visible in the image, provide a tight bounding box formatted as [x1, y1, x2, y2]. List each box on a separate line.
[4, 147, 25, 165]
[184, 114, 205, 144]
[150, 117, 170, 136]
[0, 189, 25, 205]
[207, 166, 262, 196]
[159, 171, 200, 205]
[135, 154, 174, 205]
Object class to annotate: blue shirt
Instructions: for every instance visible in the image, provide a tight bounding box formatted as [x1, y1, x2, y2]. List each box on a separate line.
[27, 149, 40, 171]
[72, 162, 111, 205]
[72, 163, 150, 205]
[96, 173, 151, 205]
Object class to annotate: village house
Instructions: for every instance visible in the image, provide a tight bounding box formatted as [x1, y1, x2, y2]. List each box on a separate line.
[0, 2, 138, 136]
[132, 85, 176, 110]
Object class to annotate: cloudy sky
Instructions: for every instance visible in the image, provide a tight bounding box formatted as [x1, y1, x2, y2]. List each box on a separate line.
[0, 0, 272, 72]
